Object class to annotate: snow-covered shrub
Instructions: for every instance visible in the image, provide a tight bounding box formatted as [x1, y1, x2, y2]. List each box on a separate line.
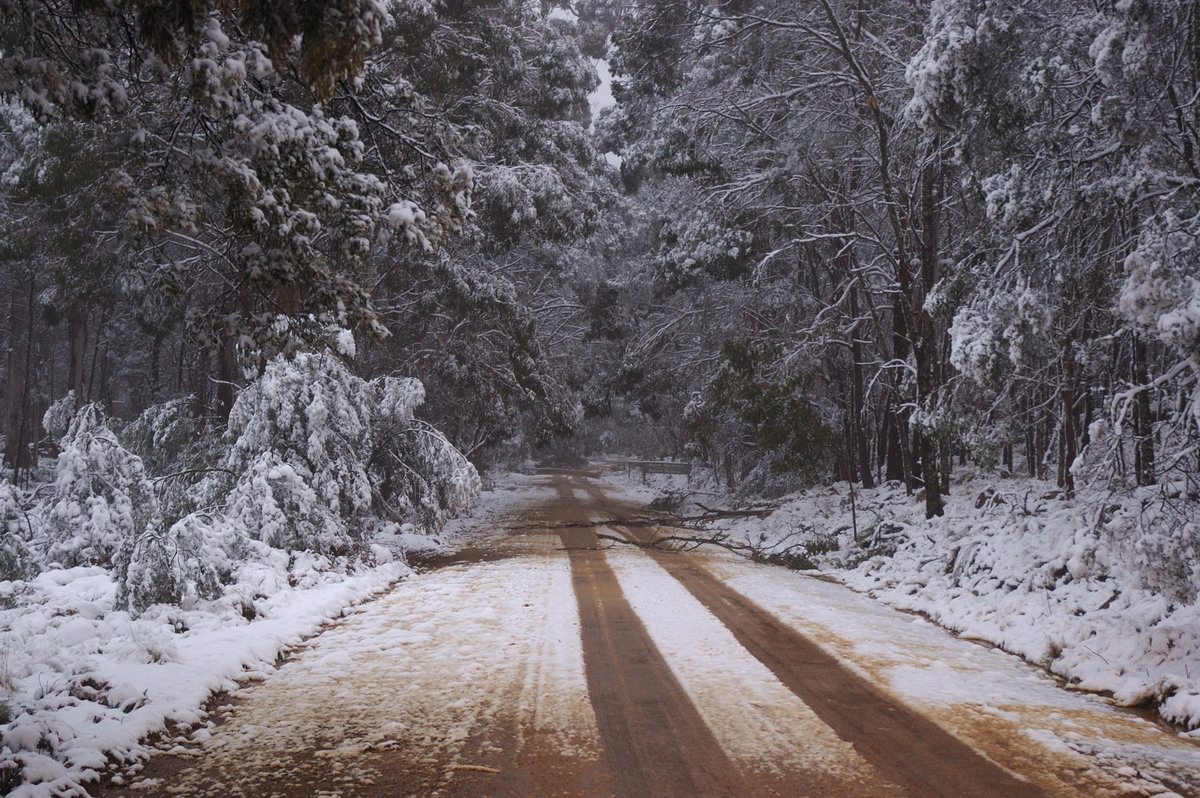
[213, 351, 377, 556]
[203, 351, 479, 555]
[38, 404, 158, 569]
[368, 375, 480, 532]
[0, 481, 35, 582]
[122, 398, 212, 494]
[114, 527, 185, 610]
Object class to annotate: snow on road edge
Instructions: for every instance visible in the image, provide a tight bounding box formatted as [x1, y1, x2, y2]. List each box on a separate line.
[698, 474, 1200, 735]
[0, 475, 551, 798]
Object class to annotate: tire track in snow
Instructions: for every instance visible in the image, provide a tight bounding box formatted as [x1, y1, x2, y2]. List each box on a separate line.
[553, 481, 748, 796]
[602, 541, 898, 796]
[582, 480, 1043, 797]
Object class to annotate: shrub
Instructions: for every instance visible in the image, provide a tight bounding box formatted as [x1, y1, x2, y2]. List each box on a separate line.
[39, 404, 158, 568]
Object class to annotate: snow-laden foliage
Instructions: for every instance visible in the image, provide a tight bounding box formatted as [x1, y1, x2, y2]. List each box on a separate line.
[1121, 212, 1200, 362]
[948, 284, 1054, 386]
[370, 377, 481, 531]
[120, 399, 213, 520]
[215, 352, 377, 555]
[190, 351, 479, 561]
[37, 405, 158, 570]
[0, 352, 477, 617]
[905, 1, 1022, 131]
[0, 480, 34, 582]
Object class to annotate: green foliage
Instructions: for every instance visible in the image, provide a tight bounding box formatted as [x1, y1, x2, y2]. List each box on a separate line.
[703, 339, 834, 479]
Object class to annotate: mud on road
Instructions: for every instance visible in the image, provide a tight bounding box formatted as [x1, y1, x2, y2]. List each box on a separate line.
[101, 473, 1200, 798]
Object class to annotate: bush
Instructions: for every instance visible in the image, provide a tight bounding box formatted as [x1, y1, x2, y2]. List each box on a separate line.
[369, 375, 480, 533]
[39, 404, 158, 568]
[199, 352, 480, 558]
[0, 481, 35, 582]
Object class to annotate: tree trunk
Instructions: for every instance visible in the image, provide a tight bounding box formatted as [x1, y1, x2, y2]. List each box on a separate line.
[882, 409, 907, 484]
[915, 146, 945, 517]
[4, 273, 34, 472]
[1060, 347, 1078, 494]
[68, 305, 87, 403]
[217, 335, 236, 420]
[1132, 335, 1156, 486]
[849, 293, 874, 488]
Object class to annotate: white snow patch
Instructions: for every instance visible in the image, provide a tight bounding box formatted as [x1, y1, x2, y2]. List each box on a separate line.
[604, 542, 880, 783]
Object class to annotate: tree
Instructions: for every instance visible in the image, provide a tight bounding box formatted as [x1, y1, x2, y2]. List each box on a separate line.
[600, 0, 961, 513]
[912, 0, 1200, 494]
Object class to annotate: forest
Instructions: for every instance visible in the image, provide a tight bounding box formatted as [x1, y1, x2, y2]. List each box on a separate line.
[2, 0, 1200, 785]
[2, 0, 1200, 787]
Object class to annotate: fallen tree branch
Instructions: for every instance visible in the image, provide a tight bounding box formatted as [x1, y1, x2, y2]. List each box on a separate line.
[695, 503, 776, 518]
[593, 527, 821, 571]
[507, 507, 775, 533]
[595, 531, 761, 556]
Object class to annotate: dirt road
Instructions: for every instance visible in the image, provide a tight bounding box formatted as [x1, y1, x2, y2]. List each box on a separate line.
[102, 473, 1200, 797]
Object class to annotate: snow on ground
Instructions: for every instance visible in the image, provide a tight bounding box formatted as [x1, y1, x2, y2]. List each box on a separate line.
[603, 539, 882, 787]
[591, 462, 682, 506]
[0, 473, 554, 798]
[708, 473, 1200, 735]
[707, 554, 1200, 797]
[136, 526, 597, 797]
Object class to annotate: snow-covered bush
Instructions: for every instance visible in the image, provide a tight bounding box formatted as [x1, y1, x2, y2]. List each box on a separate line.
[121, 398, 214, 515]
[369, 375, 481, 532]
[203, 351, 376, 557]
[38, 404, 158, 569]
[0, 481, 35, 582]
[199, 351, 479, 560]
[20, 354, 478, 613]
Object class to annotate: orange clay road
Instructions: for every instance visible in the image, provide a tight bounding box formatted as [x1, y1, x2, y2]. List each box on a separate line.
[98, 472, 1199, 797]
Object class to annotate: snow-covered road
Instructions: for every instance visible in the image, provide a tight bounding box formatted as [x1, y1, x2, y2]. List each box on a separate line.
[103, 472, 1200, 797]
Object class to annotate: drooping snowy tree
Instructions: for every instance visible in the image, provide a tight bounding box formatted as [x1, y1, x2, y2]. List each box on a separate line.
[347, 0, 613, 466]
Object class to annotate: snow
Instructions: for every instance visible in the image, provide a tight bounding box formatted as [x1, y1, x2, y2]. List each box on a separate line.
[0, 560, 407, 797]
[604, 541, 881, 784]
[0, 476, 544, 797]
[8, 466, 1200, 794]
[711, 474, 1200, 734]
[703, 550, 1200, 795]
[144, 529, 596, 796]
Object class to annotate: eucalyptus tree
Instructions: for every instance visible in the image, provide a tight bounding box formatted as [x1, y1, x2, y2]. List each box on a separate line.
[603, 0, 963, 513]
[911, 0, 1200, 494]
[347, 0, 614, 467]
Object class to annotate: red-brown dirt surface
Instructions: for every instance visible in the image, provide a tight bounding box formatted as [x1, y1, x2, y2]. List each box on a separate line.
[96, 472, 1198, 797]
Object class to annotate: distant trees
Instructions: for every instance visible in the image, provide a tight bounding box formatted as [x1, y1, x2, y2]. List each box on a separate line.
[591, 0, 1200, 515]
[350, 0, 612, 466]
[595, 0, 958, 511]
